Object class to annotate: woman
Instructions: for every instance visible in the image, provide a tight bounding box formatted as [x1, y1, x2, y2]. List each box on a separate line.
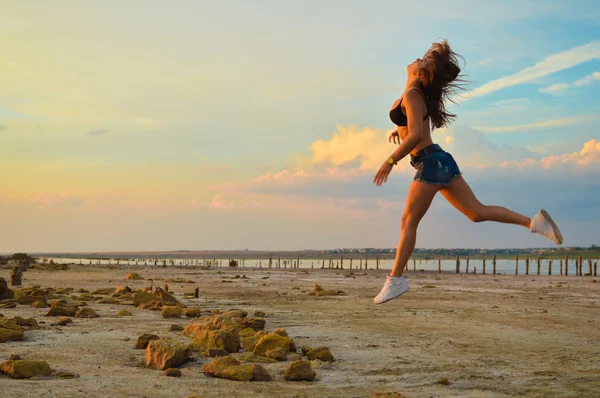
[372, 40, 563, 304]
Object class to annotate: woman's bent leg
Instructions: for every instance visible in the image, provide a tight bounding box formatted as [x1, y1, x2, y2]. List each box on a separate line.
[440, 176, 530, 228]
[390, 181, 441, 277]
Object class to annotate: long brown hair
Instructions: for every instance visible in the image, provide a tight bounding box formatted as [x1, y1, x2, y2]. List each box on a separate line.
[417, 39, 468, 129]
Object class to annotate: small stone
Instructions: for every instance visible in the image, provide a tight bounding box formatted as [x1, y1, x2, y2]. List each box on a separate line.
[46, 303, 78, 317]
[250, 364, 272, 381]
[76, 307, 99, 319]
[300, 346, 313, 355]
[184, 307, 201, 318]
[237, 353, 277, 364]
[0, 360, 52, 379]
[123, 272, 144, 280]
[164, 368, 182, 377]
[192, 330, 240, 353]
[283, 359, 316, 381]
[113, 286, 132, 296]
[204, 347, 229, 357]
[52, 317, 73, 326]
[315, 290, 338, 296]
[145, 339, 190, 370]
[9, 354, 21, 360]
[253, 333, 293, 356]
[254, 310, 266, 317]
[265, 346, 288, 361]
[31, 301, 47, 308]
[116, 310, 132, 317]
[0, 319, 24, 342]
[52, 371, 79, 379]
[161, 306, 182, 319]
[437, 377, 451, 385]
[169, 324, 184, 331]
[306, 347, 334, 362]
[136, 333, 159, 349]
[11, 316, 39, 328]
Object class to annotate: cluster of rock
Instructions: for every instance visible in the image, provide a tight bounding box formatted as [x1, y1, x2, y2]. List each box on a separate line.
[141, 308, 334, 382]
[308, 284, 346, 297]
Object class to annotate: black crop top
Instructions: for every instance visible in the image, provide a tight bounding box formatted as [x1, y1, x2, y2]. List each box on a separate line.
[389, 89, 429, 126]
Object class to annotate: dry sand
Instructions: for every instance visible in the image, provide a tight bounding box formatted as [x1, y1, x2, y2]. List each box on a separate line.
[1, 265, 599, 398]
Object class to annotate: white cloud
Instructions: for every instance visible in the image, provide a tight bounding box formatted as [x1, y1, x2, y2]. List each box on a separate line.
[539, 71, 600, 95]
[35, 190, 84, 208]
[466, 41, 600, 100]
[474, 115, 597, 133]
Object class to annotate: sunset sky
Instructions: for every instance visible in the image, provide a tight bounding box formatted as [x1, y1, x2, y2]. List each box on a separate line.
[1, 1, 599, 252]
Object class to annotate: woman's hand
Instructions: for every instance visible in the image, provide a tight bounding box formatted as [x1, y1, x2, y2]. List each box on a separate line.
[373, 161, 394, 186]
[389, 131, 400, 145]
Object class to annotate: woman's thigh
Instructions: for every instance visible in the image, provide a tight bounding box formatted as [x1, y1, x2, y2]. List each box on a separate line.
[402, 180, 441, 225]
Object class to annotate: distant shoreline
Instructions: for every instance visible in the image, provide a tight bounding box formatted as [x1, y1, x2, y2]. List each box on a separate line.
[12, 246, 600, 260]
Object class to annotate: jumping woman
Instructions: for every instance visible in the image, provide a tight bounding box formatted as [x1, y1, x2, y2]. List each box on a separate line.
[372, 39, 563, 304]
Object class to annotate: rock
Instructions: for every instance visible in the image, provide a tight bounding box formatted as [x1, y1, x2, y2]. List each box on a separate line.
[0, 319, 25, 342]
[31, 300, 48, 308]
[10, 267, 22, 286]
[123, 272, 144, 280]
[17, 295, 44, 305]
[283, 359, 316, 381]
[92, 288, 112, 295]
[315, 290, 338, 296]
[437, 377, 451, 385]
[265, 346, 288, 361]
[55, 288, 74, 295]
[116, 310, 132, 317]
[0, 301, 17, 308]
[0, 278, 14, 300]
[241, 318, 266, 331]
[253, 333, 293, 356]
[184, 307, 201, 318]
[313, 284, 324, 292]
[219, 365, 254, 381]
[98, 297, 120, 304]
[131, 292, 156, 307]
[113, 286, 133, 296]
[164, 368, 182, 377]
[254, 310, 266, 317]
[52, 371, 79, 379]
[9, 354, 21, 360]
[11, 316, 38, 328]
[192, 330, 240, 353]
[300, 346, 313, 355]
[46, 303, 78, 317]
[237, 353, 277, 364]
[241, 330, 268, 352]
[201, 356, 239, 376]
[0, 360, 52, 379]
[272, 328, 288, 337]
[145, 339, 190, 370]
[169, 324, 184, 331]
[76, 307, 99, 318]
[162, 306, 182, 319]
[250, 364, 272, 381]
[204, 348, 229, 357]
[306, 347, 334, 362]
[136, 333, 159, 349]
[52, 317, 72, 326]
[153, 287, 183, 307]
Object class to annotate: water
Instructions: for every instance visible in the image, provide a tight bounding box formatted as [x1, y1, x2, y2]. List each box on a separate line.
[40, 256, 594, 276]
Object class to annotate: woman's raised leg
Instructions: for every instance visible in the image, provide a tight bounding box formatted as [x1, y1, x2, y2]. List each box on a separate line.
[440, 175, 530, 227]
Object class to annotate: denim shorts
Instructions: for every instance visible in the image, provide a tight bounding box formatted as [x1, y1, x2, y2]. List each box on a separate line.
[410, 144, 461, 187]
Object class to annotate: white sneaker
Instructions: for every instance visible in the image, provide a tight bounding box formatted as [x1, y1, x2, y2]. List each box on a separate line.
[530, 209, 563, 245]
[373, 275, 410, 304]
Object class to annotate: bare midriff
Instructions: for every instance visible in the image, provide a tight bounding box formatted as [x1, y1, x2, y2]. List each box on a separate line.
[397, 120, 434, 156]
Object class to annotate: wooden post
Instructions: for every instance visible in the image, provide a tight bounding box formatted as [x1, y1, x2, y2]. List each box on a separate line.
[413, 258, 416, 271]
[588, 259, 592, 275]
[297, 257, 300, 269]
[537, 257, 541, 276]
[493, 255, 497, 275]
[340, 256, 343, 270]
[483, 258, 486, 275]
[515, 255, 519, 275]
[269, 257, 272, 269]
[473, 266, 477, 274]
[565, 256, 568, 276]
[560, 259, 563, 275]
[350, 258, 353, 270]
[278, 257, 281, 268]
[456, 256, 460, 274]
[548, 260, 552, 275]
[466, 257, 470, 274]
[365, 256, 368, 269]
[578, 256, 583, 276]
[438, 259, 441, 273]
[525, 258, 529, 276]
[322, 259, 325, 269]
[376, 257, 379, 270]
[359, 258, 363, 270]
[594, 262, 597, 277]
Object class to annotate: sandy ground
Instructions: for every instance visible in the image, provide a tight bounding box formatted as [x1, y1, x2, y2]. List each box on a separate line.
[1, 265, 599, 398]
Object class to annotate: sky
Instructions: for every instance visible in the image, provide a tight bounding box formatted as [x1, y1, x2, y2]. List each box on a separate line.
[1, 0, 599, 252]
